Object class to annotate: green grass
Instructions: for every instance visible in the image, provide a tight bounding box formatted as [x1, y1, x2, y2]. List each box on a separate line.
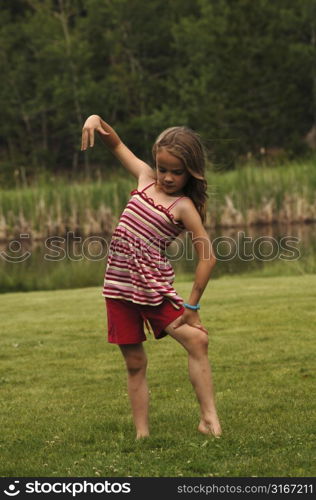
[0, 275, 315, 477]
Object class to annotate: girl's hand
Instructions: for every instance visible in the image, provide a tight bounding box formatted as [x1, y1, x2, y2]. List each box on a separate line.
[81, 115, 109, 150]
[172, 309, 208, 334]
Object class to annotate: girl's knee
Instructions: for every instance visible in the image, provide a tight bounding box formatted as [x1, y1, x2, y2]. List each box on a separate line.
[190, 328, 209, 353]
[125, 352, 147, 375]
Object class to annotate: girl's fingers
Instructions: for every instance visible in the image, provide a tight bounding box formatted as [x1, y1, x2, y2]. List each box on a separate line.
[173, 315, 185, 329]
[89, 129, 94, 148]
[195, 324, 208, 334]
[172, 315, 207, 333]
[81, 125, 110, 151]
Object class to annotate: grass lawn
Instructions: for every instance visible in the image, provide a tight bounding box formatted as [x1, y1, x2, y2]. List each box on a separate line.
[0, 275, 315, 477]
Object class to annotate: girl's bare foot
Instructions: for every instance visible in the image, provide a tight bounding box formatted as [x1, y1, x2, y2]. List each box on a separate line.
[198, 416, 222, 437]
[136, 431, 150, 440]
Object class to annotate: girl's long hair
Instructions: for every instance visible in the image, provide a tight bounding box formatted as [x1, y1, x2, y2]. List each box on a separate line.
[152, 127, 208, 223]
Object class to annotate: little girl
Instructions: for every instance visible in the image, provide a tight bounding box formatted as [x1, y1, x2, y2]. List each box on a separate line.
[81, 115, 222, 439]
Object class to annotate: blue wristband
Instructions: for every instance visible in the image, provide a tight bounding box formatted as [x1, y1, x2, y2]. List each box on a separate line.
[183, 303, 200, 311]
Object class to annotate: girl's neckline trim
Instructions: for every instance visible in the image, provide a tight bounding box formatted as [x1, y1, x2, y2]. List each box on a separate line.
[130, 188, 184, 227]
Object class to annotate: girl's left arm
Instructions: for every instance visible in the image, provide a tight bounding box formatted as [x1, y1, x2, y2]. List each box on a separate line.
[173, 199, 216, 333]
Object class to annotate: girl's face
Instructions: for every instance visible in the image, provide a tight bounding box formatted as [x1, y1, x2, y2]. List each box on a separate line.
[155, 148, 190, 195]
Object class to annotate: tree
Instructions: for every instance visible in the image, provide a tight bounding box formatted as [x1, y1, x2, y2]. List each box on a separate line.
[0, 0, 315, 183]
[171, 0, 315, 166]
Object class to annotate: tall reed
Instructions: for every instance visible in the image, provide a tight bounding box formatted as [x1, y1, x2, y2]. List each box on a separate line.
[207, 159, 316, 227]
[0, 177, 134, 240]
[0, 159, 315, 239]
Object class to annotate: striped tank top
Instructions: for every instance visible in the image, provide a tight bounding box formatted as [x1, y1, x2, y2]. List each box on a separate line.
[102, 181, 185, 309]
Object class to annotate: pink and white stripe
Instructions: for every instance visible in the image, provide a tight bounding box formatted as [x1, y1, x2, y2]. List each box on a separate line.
[102, 185, 185, 309]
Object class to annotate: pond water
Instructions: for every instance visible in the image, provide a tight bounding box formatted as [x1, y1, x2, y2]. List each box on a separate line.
[0, 223, 315, 293]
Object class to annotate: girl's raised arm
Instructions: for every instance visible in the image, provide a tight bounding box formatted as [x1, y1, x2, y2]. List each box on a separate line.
[81, 114, 154, 180]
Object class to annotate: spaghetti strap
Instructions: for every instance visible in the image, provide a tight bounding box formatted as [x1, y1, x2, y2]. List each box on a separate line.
[139, 181, 186, 214]
[141, 181, 156, 193]
[167, 196, 186, 211]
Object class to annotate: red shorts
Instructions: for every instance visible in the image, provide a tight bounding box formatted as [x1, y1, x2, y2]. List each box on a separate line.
[105, 298, 185, 344]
